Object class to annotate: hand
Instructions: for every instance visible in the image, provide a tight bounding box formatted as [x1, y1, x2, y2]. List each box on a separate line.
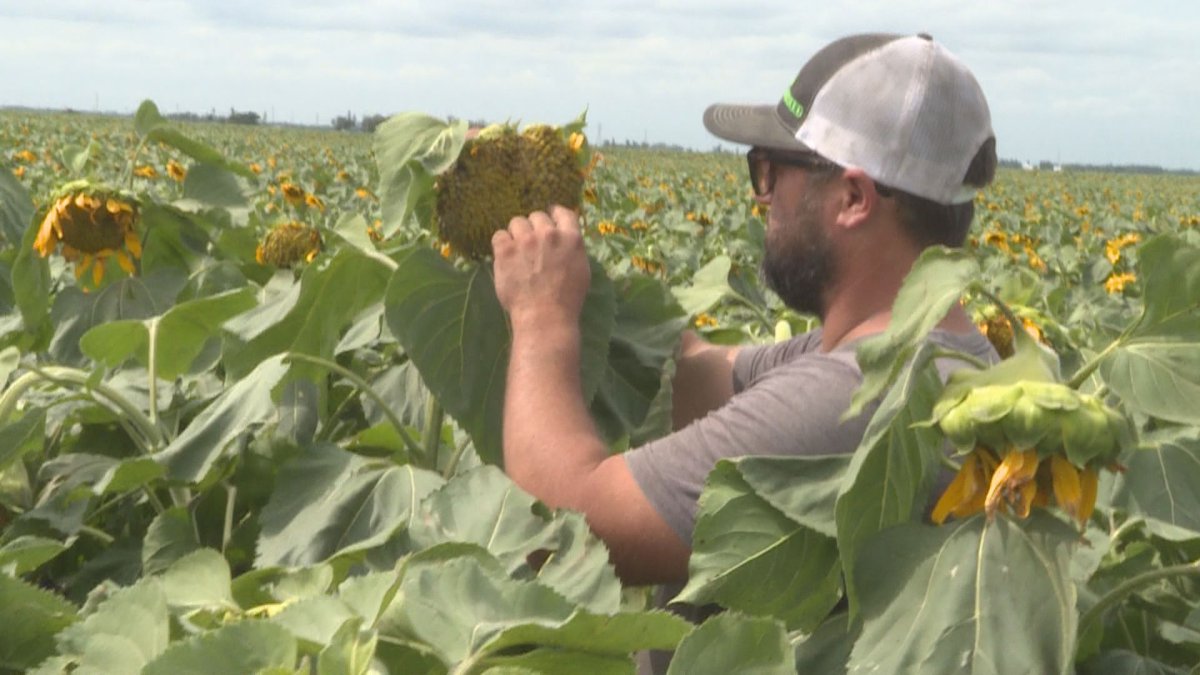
[492, 205, 591, 330]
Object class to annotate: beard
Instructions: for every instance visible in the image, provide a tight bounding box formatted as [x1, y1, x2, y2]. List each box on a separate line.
[760, 191, 835, 318]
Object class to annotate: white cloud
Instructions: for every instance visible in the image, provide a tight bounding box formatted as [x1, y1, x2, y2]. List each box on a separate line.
[1, 0, 1198, 167]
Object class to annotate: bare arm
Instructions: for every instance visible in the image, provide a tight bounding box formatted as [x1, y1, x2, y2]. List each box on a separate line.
[492, 207, 690, 584]
[671, 330, 740, 430]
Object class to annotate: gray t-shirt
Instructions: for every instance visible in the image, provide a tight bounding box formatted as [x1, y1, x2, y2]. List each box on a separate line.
[627, 326, 997, 675]
[625, 326, 998, 544]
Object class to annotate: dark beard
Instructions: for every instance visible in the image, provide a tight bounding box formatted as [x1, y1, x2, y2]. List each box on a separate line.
[760, 197, 835, 317]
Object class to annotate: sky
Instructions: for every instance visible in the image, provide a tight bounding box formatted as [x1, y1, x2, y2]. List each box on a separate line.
[2, 1, 1198, 170]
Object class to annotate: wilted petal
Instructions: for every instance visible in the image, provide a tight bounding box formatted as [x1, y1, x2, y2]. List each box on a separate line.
[985, 448, 1039, 519]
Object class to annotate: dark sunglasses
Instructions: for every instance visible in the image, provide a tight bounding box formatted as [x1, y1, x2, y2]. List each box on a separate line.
[745, 147, 894, 198]
[746, 148, 836, 197]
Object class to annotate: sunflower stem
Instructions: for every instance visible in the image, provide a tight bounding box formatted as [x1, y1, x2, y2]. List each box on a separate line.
[1078, 559, 1200, 633]
[1067, 338, 1124, 390]
[442, 437, 472, 479]
[282, 352, 426, 465]
[0, 366, 164, 451]
[421, 394, 444, 472]
[147, 317, 160, 428]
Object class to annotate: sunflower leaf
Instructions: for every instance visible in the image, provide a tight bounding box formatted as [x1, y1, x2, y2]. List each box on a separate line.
[848, 513, 1078, 674]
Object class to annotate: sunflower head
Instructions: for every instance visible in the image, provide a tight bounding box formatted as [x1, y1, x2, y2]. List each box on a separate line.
[255, 221, 322, 267]
[34, 180, 142, 284]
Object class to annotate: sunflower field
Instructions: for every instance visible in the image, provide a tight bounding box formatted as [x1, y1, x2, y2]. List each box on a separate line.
[2, 101, 1200, 674]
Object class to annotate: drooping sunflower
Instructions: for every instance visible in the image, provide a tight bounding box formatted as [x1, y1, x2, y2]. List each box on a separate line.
[33, 181, 142, 285]
[930, 381, 1130, 530]
[255, 221, 322, 267]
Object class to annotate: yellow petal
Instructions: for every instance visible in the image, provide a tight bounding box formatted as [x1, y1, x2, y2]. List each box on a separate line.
[74, 255, 92, 280]
[125, 231, 143, 258]
[932, 454, 977, 524]
[1014, 479, 1038, 518]
[1050, 455, 1083, 521]
[116, 249, 135, 275]
[985, 448, 1039, 519]
[92, 257, 106, 284]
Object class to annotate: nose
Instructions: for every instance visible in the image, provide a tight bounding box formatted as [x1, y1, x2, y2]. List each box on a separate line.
[753, 190, 771, 205]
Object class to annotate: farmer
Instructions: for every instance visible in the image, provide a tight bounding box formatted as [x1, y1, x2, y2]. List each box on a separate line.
[492, 31, 998, 597]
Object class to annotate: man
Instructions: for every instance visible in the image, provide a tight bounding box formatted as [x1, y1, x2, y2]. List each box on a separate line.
[490, 33, 998, 589]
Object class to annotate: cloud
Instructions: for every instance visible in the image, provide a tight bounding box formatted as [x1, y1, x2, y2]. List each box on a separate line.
[1, 1, 1197, 167]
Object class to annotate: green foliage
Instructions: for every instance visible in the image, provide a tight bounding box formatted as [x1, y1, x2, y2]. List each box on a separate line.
[3, 103, 1200, 673]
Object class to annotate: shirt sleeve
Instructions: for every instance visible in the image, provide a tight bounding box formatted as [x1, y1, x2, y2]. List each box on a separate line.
[625, 350, 870, 543]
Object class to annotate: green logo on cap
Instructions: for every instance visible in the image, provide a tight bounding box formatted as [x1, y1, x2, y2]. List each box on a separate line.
[783, 90, 805, 119]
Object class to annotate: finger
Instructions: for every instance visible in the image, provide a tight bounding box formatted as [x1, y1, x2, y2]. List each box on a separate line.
[528, 210, 556, 232]
[507, 215, 533, 235]
[548, 204, 581, 232]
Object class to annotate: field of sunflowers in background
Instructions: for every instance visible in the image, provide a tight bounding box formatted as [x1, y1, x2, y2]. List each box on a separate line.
[1, 101, 1200, 674]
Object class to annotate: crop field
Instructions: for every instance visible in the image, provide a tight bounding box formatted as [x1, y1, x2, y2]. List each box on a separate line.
[1, 104, 1199, 674]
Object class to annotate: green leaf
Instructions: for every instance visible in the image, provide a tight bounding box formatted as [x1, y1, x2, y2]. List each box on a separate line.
[848, 246, 979, 418]
[271, 595, 358, 651]
[331, 212, 399, 270]
[665, 613, 795, 675]
[256, 443, 444, 567]
[158, 548, 236, 612]
[56, 578, 170, 673]
[1134, 234, 1200, 337]
[374, 113, 467, 233]
[0, 574, 77, 671]
[0, 157, 33, 246]
[580, 258, 618, 402]
[92, 457, 164, 495]
[133, 99, 170, 136]
[0, 535, 68, 575]
[676, 461, 842, 632]
[155, 355, 290, 481]
[479, 649, 633, 675]
[792, 613, 857, 675]
[178, 162, 251, 214]
[531, 510, 622, 614]
[336, 571, 403, 625]
[134, 100, 256, 179]
[835, 347, 945, 618]
[224, 249, 391, 379]
[848, 514, 1078, 675]
[671, 255, 733, 316]
[1100, 339, 1200, 425]
[1078, 650, 1190, 675]
[478, 609, 691, 660]
[377, 554, 573, 666]
[316, 617, 378, 675]
[591, 274, 688, 445]
[142, 506, 200, 575]
[1110, 433, 1200, 539]
[735, 454, 852, 538]
[12, 205, 52, 330]
[383, 246, 510, 465]
[0, 408, 46, 472]
[142, 620, 298, 675]
[409, 466, 555, 571]
[80, 287, 256, 379]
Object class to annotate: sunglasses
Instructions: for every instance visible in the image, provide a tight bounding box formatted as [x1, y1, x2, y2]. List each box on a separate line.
[746, 148, 894, 198]
[746, 148, 837, 197]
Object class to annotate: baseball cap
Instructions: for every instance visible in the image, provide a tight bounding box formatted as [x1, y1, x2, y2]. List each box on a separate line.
[704, 33, 993, 205]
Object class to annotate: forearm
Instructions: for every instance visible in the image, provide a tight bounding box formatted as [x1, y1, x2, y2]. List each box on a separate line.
[502, 318, 609, 509]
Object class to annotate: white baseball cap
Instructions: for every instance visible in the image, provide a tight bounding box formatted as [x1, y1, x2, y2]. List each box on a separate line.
[704, 33, 995, 205]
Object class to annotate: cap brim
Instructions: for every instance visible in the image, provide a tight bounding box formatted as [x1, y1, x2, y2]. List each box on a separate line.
[703, 103, 811, 151]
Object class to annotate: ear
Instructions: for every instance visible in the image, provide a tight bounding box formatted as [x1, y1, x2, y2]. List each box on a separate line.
[833, 168, 885, 230]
